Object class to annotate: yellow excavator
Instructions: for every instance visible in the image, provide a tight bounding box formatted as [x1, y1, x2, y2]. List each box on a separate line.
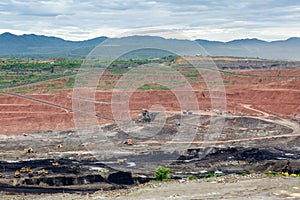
[20, 167, 31, 173]
[28, 170, 34, 177]
[117, 158, 127, 163]
[14, 170, 21, 178]
[98, 169, 108, 173]
[38, 169, 48, 176]
[19, 167, 34, 177]
[23, 147, 33, 154]
[52, 162, 60, 166]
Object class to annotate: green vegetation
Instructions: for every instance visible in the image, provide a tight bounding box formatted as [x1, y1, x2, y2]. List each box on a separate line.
[154, 166, 170, 181]
[1, 56, 298, 92]
[204, 173, 224, 178]
[0, 57, 180, 90]
[13, 87, 35, 94]
[0, 58, 79, 89]
[239, 173, 248, 176]
[0, 58, 83, 71]
[47, 84, 56, 90]
[54, 58, 83, 70]
[188, 175, 198, 180]
[109, 56, 177, 68]
[204, 173, 217, 178]
[0, 56, 228, 92]
[66, 77, 75, 87]
[264, 171, 281, 175]
[139, 84, 170, 90]
[264, 171, 300, 177]
[185, 74, 198, 78]
[222, 71, 244, 77]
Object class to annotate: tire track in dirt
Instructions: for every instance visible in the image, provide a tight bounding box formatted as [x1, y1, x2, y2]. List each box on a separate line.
[139, 110, 300, 145]
[241, 104, 300, 134]
[2, 92, 72, 113]
[0, 92, 128, 122]
[241, 104, 270, 117]
[139, 132, 300, 145]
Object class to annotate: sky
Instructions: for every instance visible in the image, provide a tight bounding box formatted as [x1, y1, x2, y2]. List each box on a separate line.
[0, 0, 299, 41]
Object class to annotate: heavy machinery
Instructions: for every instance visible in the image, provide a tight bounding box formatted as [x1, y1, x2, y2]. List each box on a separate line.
[141, 109, 151, 122]
[38, 169, 48, 176]
[20, 167, 34, 177]
[23, 147, 33, 154]
[117, 158, 127, 163]
[123, 139, 133, 145]
[28, 170, 34, 177]
[20, 167, 31, 173]
[52, 162, 60, 166]
[20, 167, 26, 173]
[14, 170, 21, 178]
[98, 169, 108, 173]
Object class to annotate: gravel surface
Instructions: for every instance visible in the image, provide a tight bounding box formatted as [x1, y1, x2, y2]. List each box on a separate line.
[1, 175, 299, 200]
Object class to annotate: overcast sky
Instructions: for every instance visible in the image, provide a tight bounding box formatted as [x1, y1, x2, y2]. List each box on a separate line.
[0, 0, 299, 41]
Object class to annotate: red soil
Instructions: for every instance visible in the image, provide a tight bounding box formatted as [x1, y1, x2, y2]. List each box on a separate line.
[0, 69, 299, 134]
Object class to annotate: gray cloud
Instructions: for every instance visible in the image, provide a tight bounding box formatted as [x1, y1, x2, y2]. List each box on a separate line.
[0, 0, 299, 41]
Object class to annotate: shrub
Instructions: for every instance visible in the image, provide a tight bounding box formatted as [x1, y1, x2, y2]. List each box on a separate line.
[204, 173, 217, 178]
[264, 171, 280, 175]
[282, 172, 289, 176]
[188, 175, 197, 180]
[47, 84, 56, 89]
[66, 77, 75, 87]
[154, 166, 170, 181]
[185, 74, 198, 78]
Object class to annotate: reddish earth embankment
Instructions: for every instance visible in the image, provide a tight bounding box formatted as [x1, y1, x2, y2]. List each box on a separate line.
[0, 69, 299, 134]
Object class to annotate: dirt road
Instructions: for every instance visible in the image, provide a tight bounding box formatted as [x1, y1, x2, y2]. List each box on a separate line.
[2, 176, 299, 200]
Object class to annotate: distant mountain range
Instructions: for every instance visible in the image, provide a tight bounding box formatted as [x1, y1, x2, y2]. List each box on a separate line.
[196, 37, 300, 60]
[0, 32, 300, 60]
[0, 32, 107, 58]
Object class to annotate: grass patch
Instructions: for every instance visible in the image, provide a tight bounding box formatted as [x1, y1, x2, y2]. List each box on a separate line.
[66, 77, 75, 88]
[188, 175, 198, 180]
[139, 84, 170, 90]
[204, 173, 217, 178]
[204, 173, 223, 178]
[47, 84, 56, 90]
[185, 74, 198, 78]
[222, 71, 244, 77]
[264, 171, 281, 175]
[264, 171, 300, 177]
[13, 87, 35, 94]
